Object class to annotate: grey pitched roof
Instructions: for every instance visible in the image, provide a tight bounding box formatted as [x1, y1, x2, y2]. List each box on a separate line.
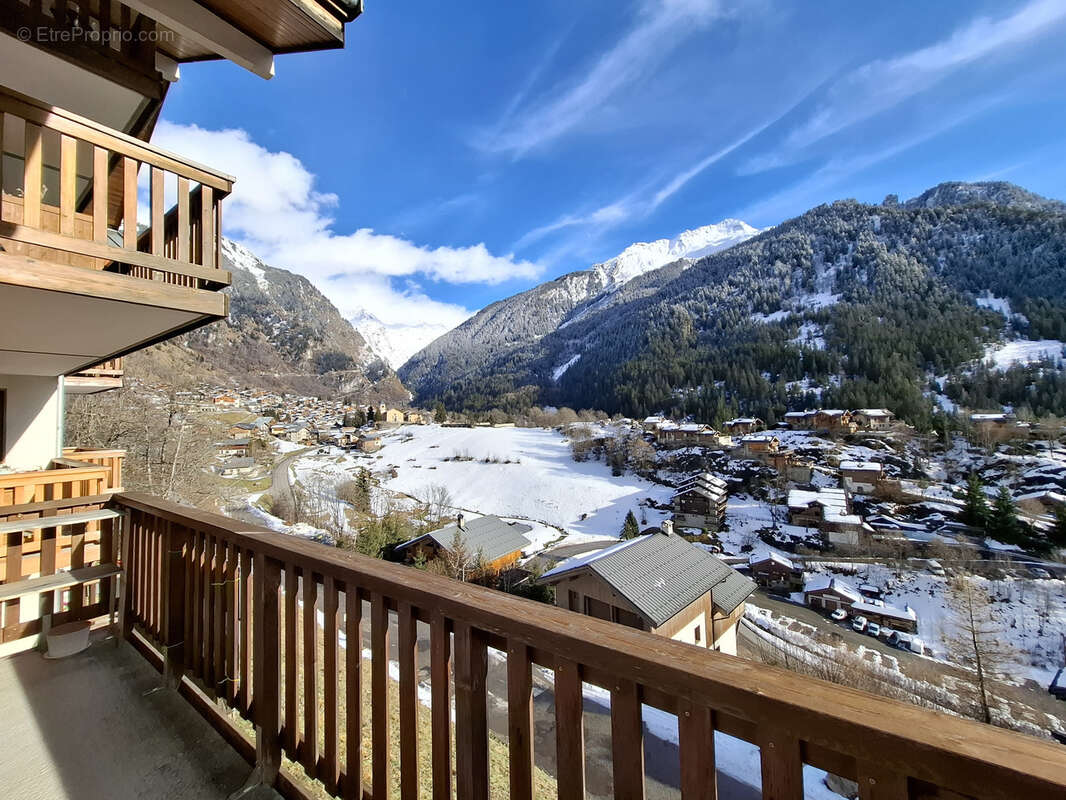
[402, 515, 532, 563]
[541, 533, 756, 626]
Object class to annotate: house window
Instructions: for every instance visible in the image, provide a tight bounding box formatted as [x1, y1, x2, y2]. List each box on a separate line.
[584, 597, 612, 621]
[615, 608, 643, 629]
[694, 625, 701, 644]
[568, 590, 579, 612]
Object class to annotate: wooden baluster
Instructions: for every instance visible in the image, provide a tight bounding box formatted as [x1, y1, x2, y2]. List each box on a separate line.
[69, 521, 86, 617]
[200, 185, 215, 268]
[133, 511, 145, 624]
[204, 535, 217, 687]
[23, 122, 42, 229]
[285, 562, 300, 755]
[323, 575, 340, 794]
[398, 600, 418, 800]
[214, 197, 222, 270]
[758, 731, 803, 800]
[122, 157, 137, 252]
[430, 610, 451, 800]
[93, 146, 108, 246]
[454, 622, 488, 800]
[225, 541, 238, 704]
[504, 640, 533, 800]
[0, 112, 5, 222]
[302, 568, 318, 776]
[678, 701, 716, 800]
[555, 657, 586, 800]
[150, 166, 164, 257]
[250, 552, 282, 790]
[214, 537, 227, 695]
[611, 679, 645, 800]
[857, 763, 909, 800]
[182, 526, 194, 673]
[3, 527, 24, 642]
[60, 134, 77, 237]
[163, 522, 187, 688]
[190, 530, 203, 678]
[371, 592, 390, 799]
[343, 584, 363, 800]
[239, 547, 252, 713]
[177, 176, 190, 265]
[119, 509, 135, 640]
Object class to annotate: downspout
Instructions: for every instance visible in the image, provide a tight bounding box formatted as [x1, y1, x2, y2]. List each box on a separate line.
[56, 376, 66, 459]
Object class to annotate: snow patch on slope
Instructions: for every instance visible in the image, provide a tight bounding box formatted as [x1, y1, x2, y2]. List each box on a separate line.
[552, 354, 581, 381]
[221, 238, 270, 291]
[984, 339, 1065, 370]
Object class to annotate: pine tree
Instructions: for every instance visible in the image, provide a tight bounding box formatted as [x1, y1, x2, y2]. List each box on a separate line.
[988, 486, 1020, 544]
[621, 510, 640, 539]
[1052, 505, 1066, 549]
[960, 473, 990, 530]
[433, 401, 447, 424]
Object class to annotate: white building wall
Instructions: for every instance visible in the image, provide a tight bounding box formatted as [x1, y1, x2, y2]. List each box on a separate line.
[670, 614, 708, 648]
[713, 623, 738, 656]
[0, 375, 61, 470]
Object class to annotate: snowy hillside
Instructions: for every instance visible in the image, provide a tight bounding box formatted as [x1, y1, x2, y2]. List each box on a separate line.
[591, 218, 761, 291]
[351, 310, 454, 369]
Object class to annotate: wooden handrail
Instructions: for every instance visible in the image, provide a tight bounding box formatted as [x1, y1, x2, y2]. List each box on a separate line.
[0, 85, 234, 192]
[113, 491, 1066, 800]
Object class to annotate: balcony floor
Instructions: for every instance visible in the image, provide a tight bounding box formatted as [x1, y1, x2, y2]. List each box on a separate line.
[0, 632, 280, 800]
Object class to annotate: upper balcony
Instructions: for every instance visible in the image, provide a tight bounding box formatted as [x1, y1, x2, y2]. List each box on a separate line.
[0, 489, 1063, 800]
[0, 85, 232, 380]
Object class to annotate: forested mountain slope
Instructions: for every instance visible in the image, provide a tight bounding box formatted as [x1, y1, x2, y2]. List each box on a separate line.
[409, 182, 1066, 425]
[130, 238, 408, 402]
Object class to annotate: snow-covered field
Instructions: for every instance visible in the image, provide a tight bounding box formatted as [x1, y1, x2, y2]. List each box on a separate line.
[375, 425, 673, 541]
[287, 425, 673, 547]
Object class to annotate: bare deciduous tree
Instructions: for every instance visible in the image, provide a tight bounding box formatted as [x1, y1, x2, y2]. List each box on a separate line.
[948, 577, 1010, 725]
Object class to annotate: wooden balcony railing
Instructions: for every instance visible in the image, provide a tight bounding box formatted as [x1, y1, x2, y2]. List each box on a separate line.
[66, 357, 125, 392]
[109, 492, 1066, 800]
[0, 85, 233, 292]
[60, 448, 124, 491]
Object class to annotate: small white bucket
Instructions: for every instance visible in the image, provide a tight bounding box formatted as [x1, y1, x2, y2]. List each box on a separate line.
[45, 620, 91, 659]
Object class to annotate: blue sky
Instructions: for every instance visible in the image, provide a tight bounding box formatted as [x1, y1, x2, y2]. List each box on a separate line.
[155, 0, 1066, 333]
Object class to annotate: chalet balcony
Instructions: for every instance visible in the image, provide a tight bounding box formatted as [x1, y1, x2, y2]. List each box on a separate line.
[0, 85, 231, 381]
[0, 489, 1064, 800]
[65, 357, 123, 394]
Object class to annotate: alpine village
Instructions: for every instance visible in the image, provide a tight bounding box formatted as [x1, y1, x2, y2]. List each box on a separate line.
[0, 2, 1065, 800]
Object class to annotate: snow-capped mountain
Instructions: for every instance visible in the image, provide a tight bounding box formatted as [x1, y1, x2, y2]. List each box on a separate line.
[400, 218, 761, 393]
[591, 219, 760, 290]
[350, 310, 454, 370]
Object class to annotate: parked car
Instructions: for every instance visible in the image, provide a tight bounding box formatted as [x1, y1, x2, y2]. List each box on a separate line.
[1029, 567, 1053, 579]
[926, 559, 945, 577]
[866, 622, 881, 638]
[851, 616, 867, 633]
[878, 626, 895, 641]
[830, 608, 848, 622]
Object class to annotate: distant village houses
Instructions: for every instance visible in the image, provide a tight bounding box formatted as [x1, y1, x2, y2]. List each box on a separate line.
[788, 487, 871, 547]
[672, 473, 728, 531]
[748, 551, 805, 594]
[396, 513, 532, 574]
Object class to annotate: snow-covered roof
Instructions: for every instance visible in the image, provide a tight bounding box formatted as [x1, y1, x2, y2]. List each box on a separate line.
[856, 408, 892, 417]
[840, 460, 883, 473]
[748, 550, 795, 570]
[803, 575, 861, 603]
[851, 600, 916, 621]
[970, 413, 1009, 421]
[784, 411, 814, 418]
[788, 488, 848, 512]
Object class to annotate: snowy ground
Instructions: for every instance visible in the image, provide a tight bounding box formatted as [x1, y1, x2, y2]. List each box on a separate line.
[984, 339, 1065, 370]
[287, 425, 673, 548]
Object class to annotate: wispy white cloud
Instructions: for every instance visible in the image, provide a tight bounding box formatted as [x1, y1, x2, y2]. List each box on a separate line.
[744, 0, 1066, 173]
[475, 0, 728, 157]
[151, 121, 540, 326]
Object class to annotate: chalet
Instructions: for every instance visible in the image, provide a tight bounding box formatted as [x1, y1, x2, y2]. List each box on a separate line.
[788, 488, 869, 546]
[840, 460, 885, 493]
[850, 598, 919, 633]
[213, 394, 240, 408]
[357, 434, 384, 453]
[721, 417, 764, 436]
[737, 432, 780, 459]
[804, 575, 863, 611]
[404, 411, 425, 424]
[227, 422, 258, 438]
[378, 407, 406, 425]
[396, 514, 532, 574]
[749, 551, 805, 593]
[813, 409, 855, 434]
[783, 410, 817, 430]
[672, 473, 728, 531]
[853, 409, 895, 430]
[539, 522, 756, 655]
[656, 423, 720, 448]
[642, 415, 666, 432]
[216, 438, 250, 458]
[971, 413, 1029, 439]
[217, 458, 256, 478]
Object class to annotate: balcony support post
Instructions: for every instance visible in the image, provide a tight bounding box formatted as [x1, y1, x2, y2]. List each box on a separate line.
[231, 552, 281, 799]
